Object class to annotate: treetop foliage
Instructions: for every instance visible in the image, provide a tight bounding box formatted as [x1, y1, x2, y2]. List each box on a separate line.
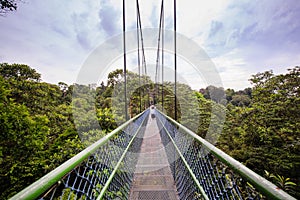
[0, 63, 299, 198]
[0, 63, 41, 81]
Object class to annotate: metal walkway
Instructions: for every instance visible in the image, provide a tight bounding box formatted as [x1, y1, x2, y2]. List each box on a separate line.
[129, 116, 179, 200]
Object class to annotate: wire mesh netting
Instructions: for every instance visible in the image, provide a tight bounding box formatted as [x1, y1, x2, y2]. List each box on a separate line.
[156, 111, 264, 200]
[12, 109, 296, 200]
[39, 111, 149, 200]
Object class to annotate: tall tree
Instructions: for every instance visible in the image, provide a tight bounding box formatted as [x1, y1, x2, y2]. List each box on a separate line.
[218, 67, 300, 198]
[0, 63, 41, 81]
[0, 76, 50, 198]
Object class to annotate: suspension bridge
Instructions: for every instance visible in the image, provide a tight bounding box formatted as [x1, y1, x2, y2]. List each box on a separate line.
[11, 0, 296, 199]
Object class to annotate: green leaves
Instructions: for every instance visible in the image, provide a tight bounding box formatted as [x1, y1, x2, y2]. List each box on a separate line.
[217, 66, 300, 198]
[264, 170, 297, 192]
[0, 63, 41, 81]
[0, 64, 83, 198]
[1, 63, 299, 198]
[0, 83, 50, 198]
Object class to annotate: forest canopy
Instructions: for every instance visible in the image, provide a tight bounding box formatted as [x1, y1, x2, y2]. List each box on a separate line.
[0, 63, 299, 198]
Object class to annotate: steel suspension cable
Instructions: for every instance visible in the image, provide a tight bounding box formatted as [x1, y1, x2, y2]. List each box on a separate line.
[136, 1, 147, 76]
[136, 0, 149, 106]
[174, 0, 177, 120]
[123, 0, 128, 120]
[155, 0, 164, 105]
[136, 0, 142, 112]
[155, 0, 163, 83]
[161, 4, 164, 111]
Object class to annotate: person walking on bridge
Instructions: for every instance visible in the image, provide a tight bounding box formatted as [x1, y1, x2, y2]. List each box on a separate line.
[150, 105, 156, 119]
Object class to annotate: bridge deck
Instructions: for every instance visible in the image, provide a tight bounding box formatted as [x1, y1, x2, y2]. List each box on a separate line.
[129, 115, 179, 200]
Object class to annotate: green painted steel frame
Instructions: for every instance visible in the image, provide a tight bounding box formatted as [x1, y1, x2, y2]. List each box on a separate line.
[10, 110, 148, 200]
[156, 112, 209, 200]
[158, 110, 296, 200]
[97, 111, 148, 200]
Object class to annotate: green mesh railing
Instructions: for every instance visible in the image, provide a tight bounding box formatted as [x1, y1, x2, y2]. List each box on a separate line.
[10, 110, 149, 200]
[155, 110, 296, 200]
[11, 109, 296, 200]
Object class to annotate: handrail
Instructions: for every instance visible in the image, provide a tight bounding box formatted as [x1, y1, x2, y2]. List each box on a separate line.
[156, 112, 209, 200]
[157, 109, 296, 200]
[97, 112, 147, 200]
[10, 110, 148, 200]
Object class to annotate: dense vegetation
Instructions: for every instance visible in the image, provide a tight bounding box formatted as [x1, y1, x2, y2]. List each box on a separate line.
[0, 63, 119, 199]
[0, 63, 299, 198]
[200, 67, 300, 197]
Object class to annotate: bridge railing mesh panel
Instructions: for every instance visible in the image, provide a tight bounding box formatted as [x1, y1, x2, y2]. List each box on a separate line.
[12, 110, 149, 200]
[43, 113, 147, 200]
[155, 110, 295, 200]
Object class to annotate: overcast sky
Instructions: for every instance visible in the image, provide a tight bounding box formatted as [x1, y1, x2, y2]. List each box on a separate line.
[0, 0, 300, 90]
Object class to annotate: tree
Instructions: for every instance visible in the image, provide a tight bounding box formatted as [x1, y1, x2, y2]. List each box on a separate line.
[0, 63, 84, 198]
[0, 76, 50, 198]
[107, 69, 123, 87]
[225, 88, 235, 101]
[0, 63, 41, 81]
[230, 94, 251, 106]
[218, 67, 300, 198]
[0, 0, 18, 15]
[199, 85, 226, 103]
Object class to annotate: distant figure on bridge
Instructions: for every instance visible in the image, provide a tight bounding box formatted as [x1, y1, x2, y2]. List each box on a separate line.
[150, 105, 156, 119]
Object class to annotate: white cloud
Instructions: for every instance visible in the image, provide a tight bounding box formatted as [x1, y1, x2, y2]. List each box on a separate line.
[176, 0, 233, 37]
[1, 0, 300, 89]
[212, 49, 253, 90]
[0, 0, 107, 84]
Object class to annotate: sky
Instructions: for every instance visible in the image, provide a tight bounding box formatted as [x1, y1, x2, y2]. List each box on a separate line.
[0, 0, 300, 90]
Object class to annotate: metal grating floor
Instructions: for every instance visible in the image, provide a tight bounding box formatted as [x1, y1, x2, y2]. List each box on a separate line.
[137, 191, 178, 200]
[129, 116, 179, 200]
